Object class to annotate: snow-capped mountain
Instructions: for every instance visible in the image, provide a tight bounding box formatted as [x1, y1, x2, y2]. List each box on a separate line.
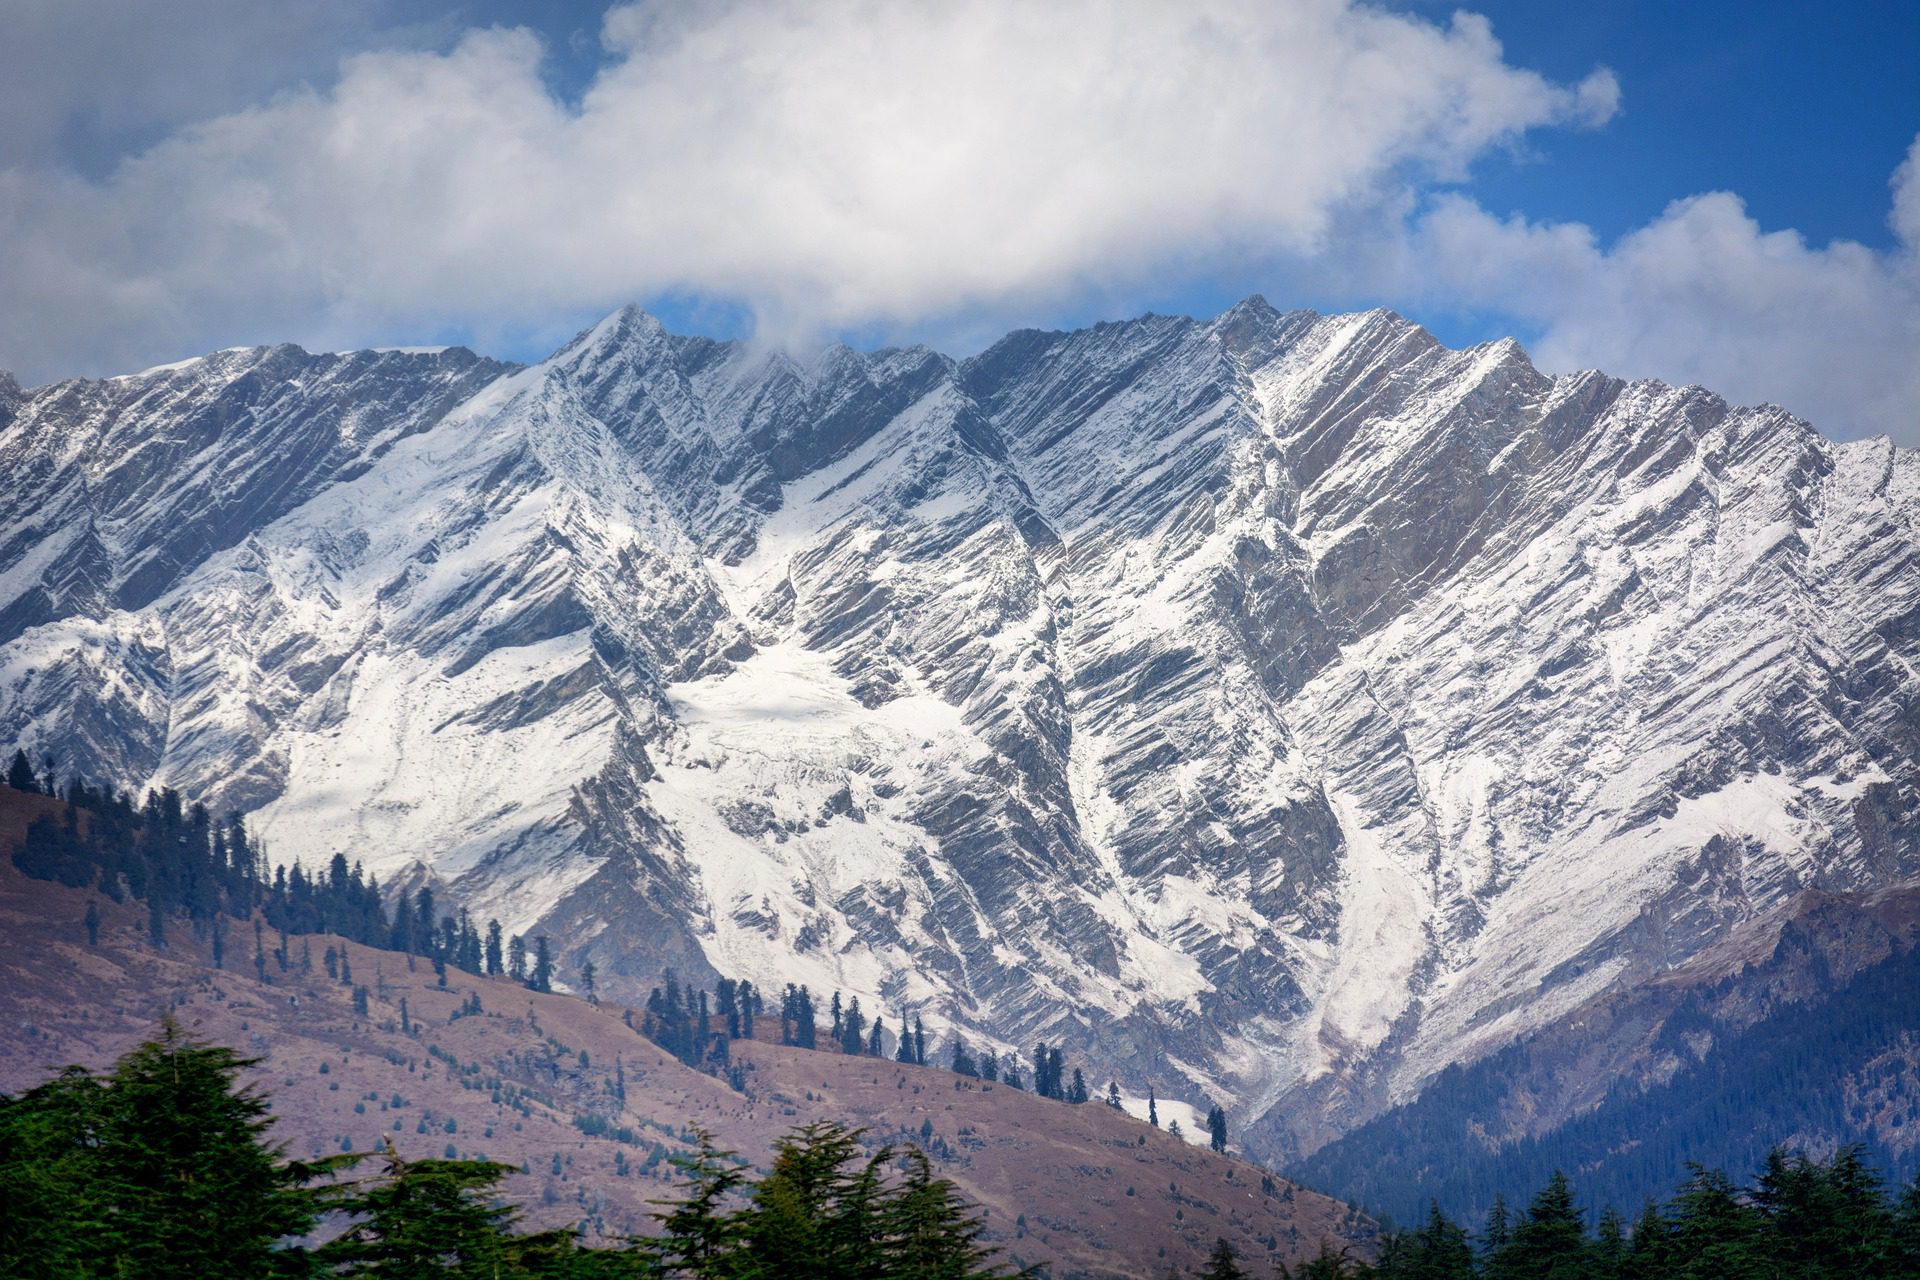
[4, 300, 1917, 1162]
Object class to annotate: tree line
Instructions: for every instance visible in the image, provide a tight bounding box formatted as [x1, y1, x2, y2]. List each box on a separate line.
[1292, 927, 1920, 1228]
[643, 969, 1197, 1146]
[1247, 1148, 1920, 1280]
[5, 748, 565, 997]
[0, 1022, 1017, 1278]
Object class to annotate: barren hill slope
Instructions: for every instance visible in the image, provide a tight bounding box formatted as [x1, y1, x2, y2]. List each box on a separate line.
[0, 790, 1371, 1278]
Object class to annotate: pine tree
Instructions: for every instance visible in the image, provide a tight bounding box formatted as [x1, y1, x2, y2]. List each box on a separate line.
[1665, 1164, 1766, 1278]
[950, 1035, 978, 1078]
[1493, 1170, 1588, 1279]
[5, 747, 36, 792]
[319, 1146, 528, 1277]
[913, 1015, 926, 1067]
[0, 1065, 109, 1278]
[1200, 1236, 1245, 1280]
[866, 1015, 885, 1058]
[1069, 1068, 1089, 1104]
[1591, 1205, 1630, 1280]
[483, 919, 503, 976]
[1478, 1192, 1511, 1264]
[1895, 1172, 1920, 1270]
[581, 960, 598, 1006]
[1148, 1085, 1159, 1127]
[842, 997, 865, 1056]
[1398, 1199, 1477, 1280]
[93, 1021, 348, 1277]
[507, 933, 526, 982]
[1207, 1104, 1228, 1153]
[645, 1129, 752, 1276]
[882, 1146, 1008, 1278]
[1107, 1080, 1122, 1109]
[83, 901, 99, 946]
[529, 936, 552, 992]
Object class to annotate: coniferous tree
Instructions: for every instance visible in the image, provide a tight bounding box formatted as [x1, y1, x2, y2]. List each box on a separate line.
[1492, 1170, 1587, 1279]
[0, 1066, 109, 1278]
[5, 747, 36, 792]
[1107, 1080, 1123, 1109]
[483, 919, 503, 976]
[83, 900, 100, 946]
[1665, 1165, 1765, 1278]
[913, 1016, 926, 1067]
[96, 1021, 348, 1278]
[950, 1035, 979, 1079]
[318, 1146, 531, 1277]
[1627, 1197, 1670, 1277]
[1148, 1085, 1159, 1128]
[1393, 1199, 1477, 1280]
[866, 1015, 885, 1058]
[581, 960, 598, 1007]
[1207, 1104, 1228, 1153]
[897, 1015, 915, 1064]
[841, 997, 865, 1056]
[1591, 1206, 1630, 1280]
[644, 1130, 752, 1276]
[882, 1145, 1008, 1278]
[507, 933, 527, 982]
[1478, 1192, 1511, 1266]
[1894, 1172, 1920, 1270]
[1200, 1236, 1245, 1280]
[796, 986, 817, 1049]
[529, 936, 553, 993]
[740, 981, 759, 1040]
[1069, 1068, 1089, 1104]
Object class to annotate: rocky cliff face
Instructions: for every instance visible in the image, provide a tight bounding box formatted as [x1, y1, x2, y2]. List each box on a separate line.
[4, 300, 1916, 1162]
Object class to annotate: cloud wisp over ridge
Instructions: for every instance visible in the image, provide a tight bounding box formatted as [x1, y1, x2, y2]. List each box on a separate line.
[0, 0, 1913, 442]
[0, 1, 1612, 375]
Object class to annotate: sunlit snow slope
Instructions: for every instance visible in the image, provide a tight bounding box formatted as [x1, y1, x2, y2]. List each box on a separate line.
[4, 299, 1917, 1161]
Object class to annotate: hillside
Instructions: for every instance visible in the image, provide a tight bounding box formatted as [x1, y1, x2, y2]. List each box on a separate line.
[0, 788, 1371, 1278]
[1290, 878, 1920, 1224]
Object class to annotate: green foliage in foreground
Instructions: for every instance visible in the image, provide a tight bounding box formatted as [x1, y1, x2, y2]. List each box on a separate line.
[0, 1024, 1019, 1278]
[1272, 1151, 1920, 1280]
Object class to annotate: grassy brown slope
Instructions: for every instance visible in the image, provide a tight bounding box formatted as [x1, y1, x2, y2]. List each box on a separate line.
[0, 795, 1372, 1277]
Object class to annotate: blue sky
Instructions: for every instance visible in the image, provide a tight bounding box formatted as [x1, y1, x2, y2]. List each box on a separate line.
[3, 0, 1916, 439]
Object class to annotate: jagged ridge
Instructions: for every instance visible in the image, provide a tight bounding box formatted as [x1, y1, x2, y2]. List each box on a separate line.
[3, 299, 1918, 1164]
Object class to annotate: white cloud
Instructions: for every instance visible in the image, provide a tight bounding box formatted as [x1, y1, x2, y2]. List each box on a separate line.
[1398, 133, 1920, 441]
[0, 0, 390, 170]
[0, 0, 1614, 384]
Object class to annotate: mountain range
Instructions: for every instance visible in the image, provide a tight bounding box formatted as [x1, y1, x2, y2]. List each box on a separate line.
[4, 298, 1917, 1170]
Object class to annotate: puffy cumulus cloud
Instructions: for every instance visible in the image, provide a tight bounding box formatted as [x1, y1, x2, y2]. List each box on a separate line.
[1399, 134, 1920, 441]
[0, 0, 1615, 383]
